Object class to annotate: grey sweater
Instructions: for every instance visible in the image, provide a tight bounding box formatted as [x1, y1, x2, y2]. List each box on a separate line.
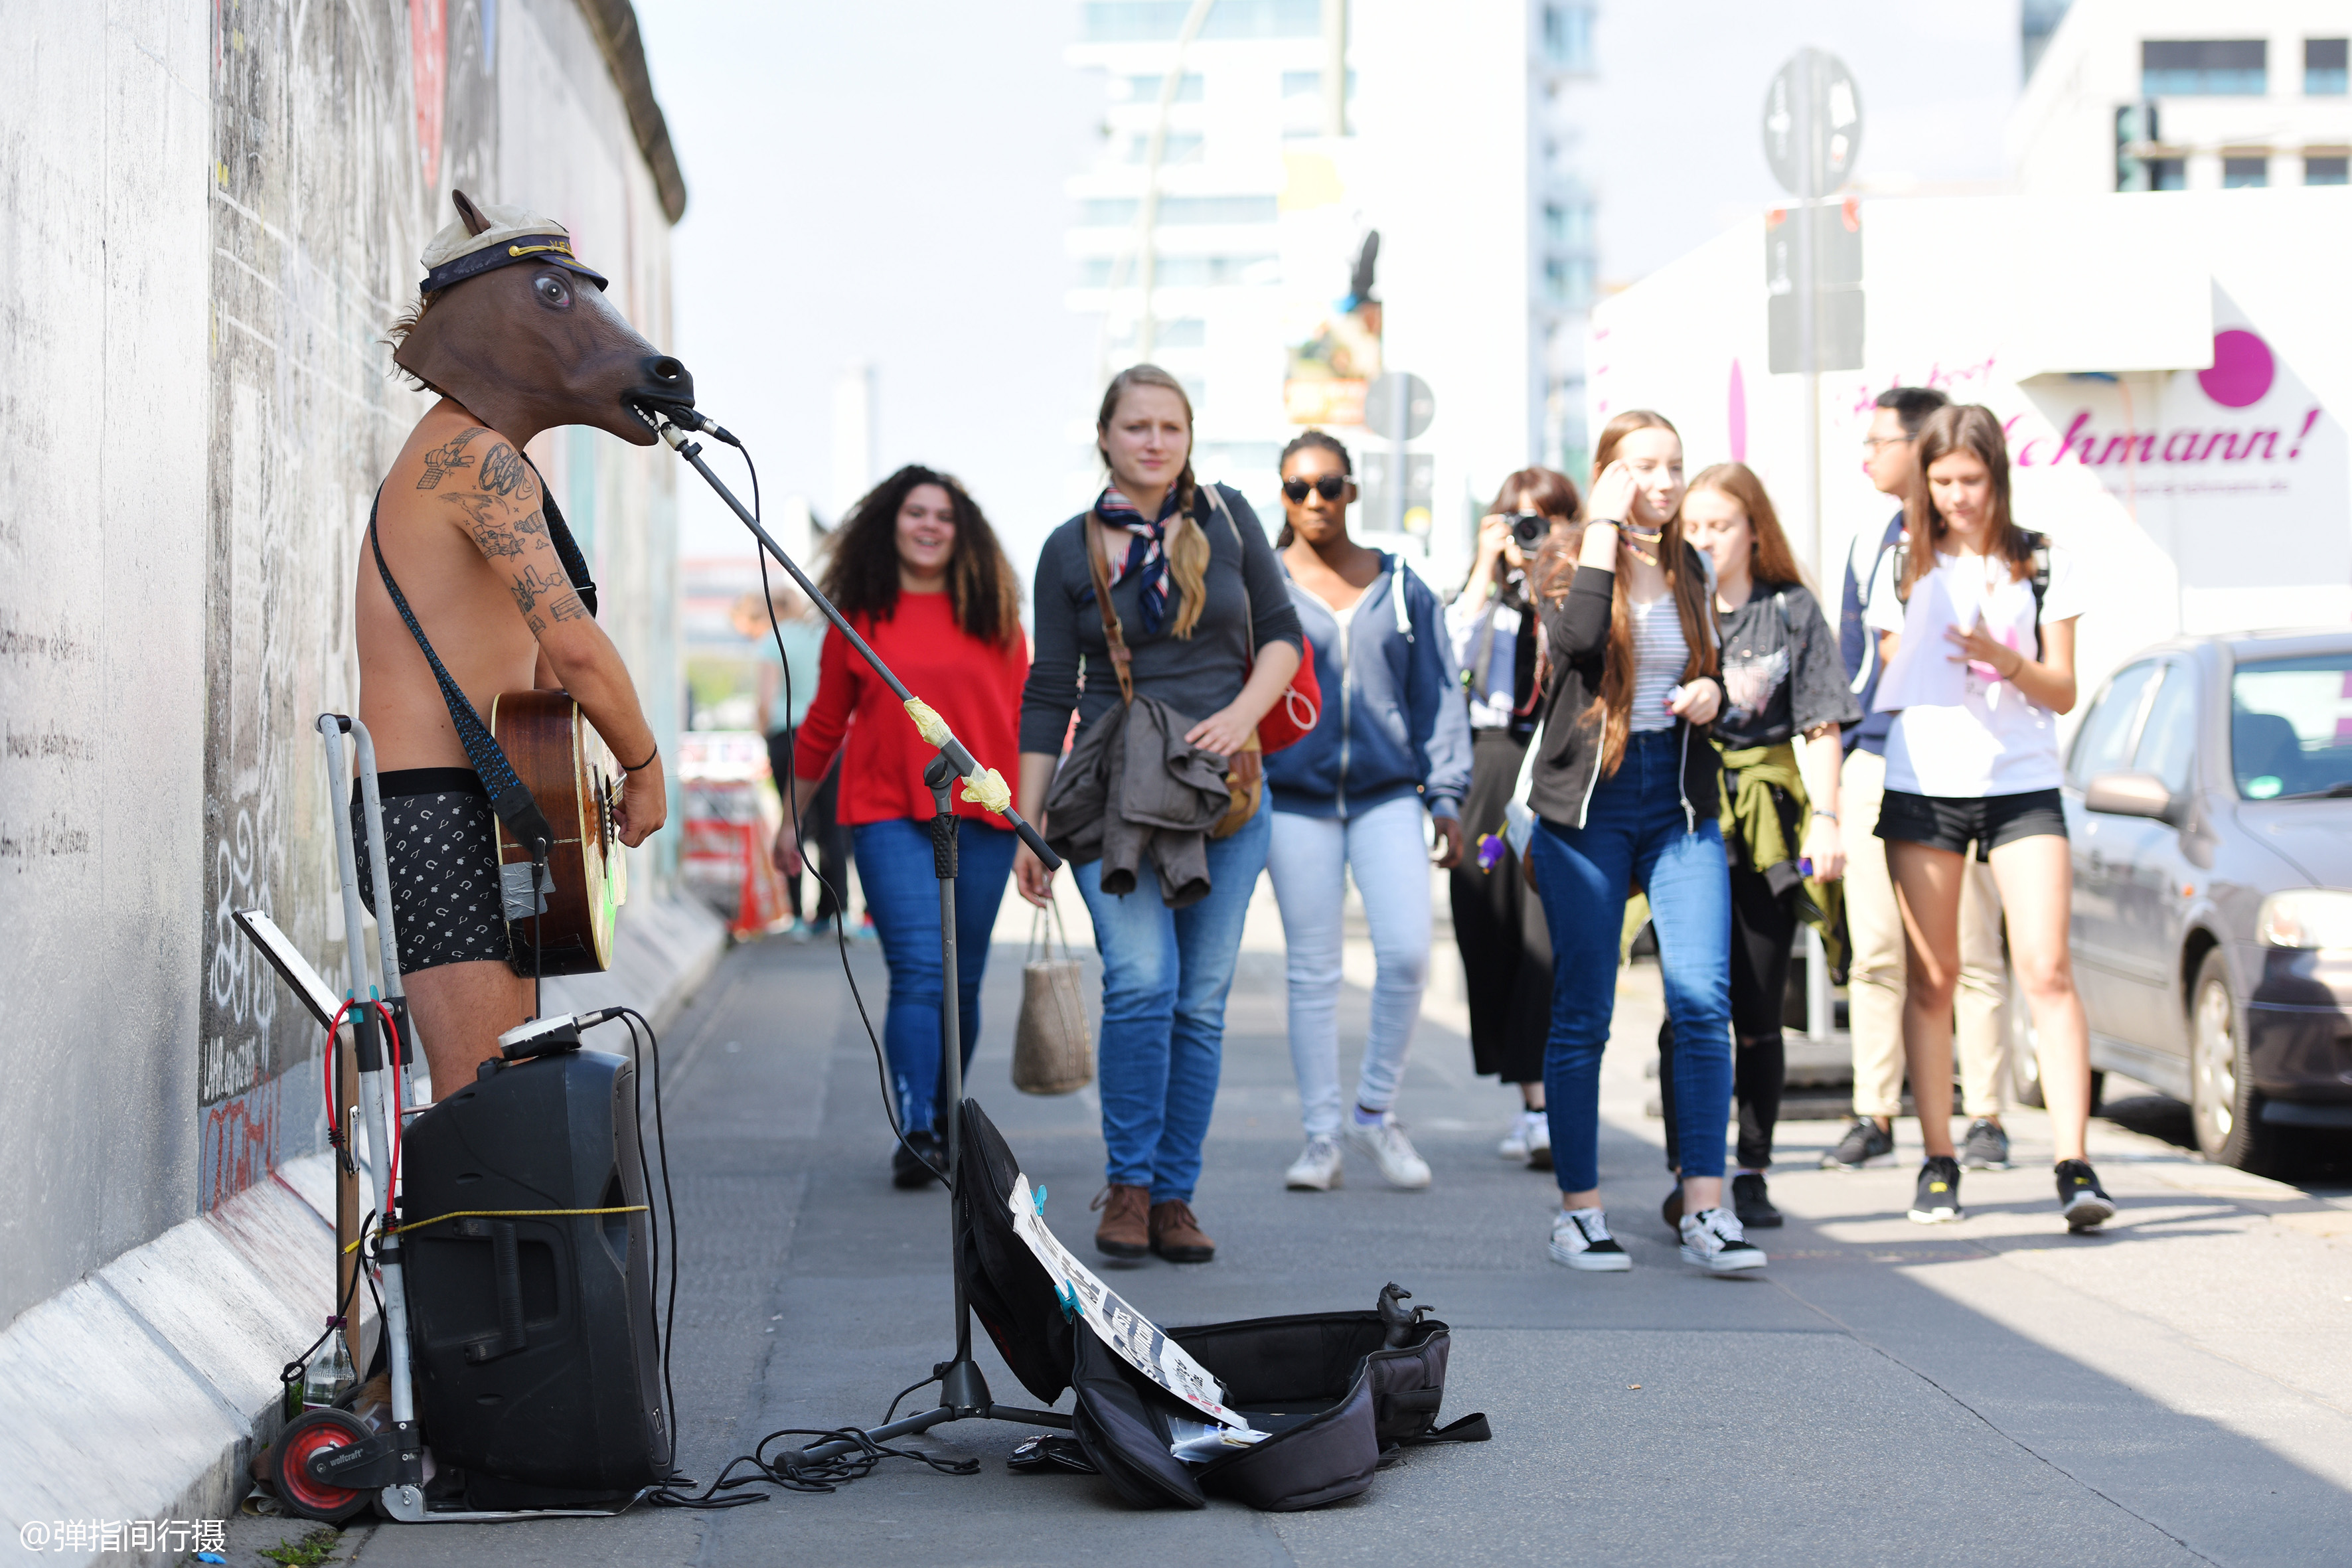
[1018, 483, 1305, 754]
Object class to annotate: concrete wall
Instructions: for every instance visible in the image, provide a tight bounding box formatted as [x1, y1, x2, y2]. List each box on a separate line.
[1, 0, 685, 1330]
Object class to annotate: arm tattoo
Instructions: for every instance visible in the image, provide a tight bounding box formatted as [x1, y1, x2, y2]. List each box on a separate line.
[512, 563, 569, 615]
[477, 443, 532, 498]
[415, 429, 484, 490]
[447, 494, 526, 558]
[546, 588, 588, 623]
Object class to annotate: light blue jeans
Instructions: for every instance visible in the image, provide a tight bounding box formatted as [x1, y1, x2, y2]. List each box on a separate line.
[851, 817, 1018, 1134]
[1266, 795, 1433, 1139]
[1530, 728, 1734, 1194]
[1073, 797, 1271, 1204]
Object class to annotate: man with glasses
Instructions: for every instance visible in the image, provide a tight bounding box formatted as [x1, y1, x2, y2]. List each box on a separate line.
[1823, 387, 2015, 1174]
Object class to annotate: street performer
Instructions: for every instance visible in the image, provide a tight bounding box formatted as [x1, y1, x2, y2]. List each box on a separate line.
[357, 193, 680, 1091]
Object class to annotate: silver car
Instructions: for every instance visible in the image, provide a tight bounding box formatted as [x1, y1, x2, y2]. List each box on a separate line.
[2031, 629, 2352, 1172]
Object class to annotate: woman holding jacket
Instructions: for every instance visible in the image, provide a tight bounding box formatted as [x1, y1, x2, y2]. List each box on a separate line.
[1263, 431, 1472, 1194]
[1013, 364, 1304, 1266]
[1527, 410, 1763, 1276]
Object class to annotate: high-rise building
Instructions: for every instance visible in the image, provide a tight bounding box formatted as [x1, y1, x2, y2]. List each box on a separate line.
[1065, 1, 1585, 582]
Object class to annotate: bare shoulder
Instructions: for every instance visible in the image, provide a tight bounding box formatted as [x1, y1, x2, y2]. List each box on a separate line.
[386, 415, 546, 558]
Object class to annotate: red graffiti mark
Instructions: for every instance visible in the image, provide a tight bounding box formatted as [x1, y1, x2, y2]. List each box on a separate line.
[411, 0, 447, 185]
[202, 1088, 278, 1211]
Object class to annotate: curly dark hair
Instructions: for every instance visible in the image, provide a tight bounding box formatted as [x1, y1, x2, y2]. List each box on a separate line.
[819, 465, 1021, 647]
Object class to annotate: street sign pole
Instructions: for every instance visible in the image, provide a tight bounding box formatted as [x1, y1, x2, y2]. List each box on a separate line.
[1796, 48, 1820, 588]
[1387, 371, 1410, 537]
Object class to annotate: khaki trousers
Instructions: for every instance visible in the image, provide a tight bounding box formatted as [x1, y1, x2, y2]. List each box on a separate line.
[1843, 747, 2010, 1119]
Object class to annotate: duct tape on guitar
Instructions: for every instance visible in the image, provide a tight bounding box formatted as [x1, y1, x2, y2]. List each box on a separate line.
[1006, 1176, 1251, 1429]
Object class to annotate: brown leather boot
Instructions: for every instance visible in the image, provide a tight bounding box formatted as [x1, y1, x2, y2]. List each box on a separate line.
[1091, 1184, 1150, 1259]
[1148, 1198, 1215, 1264]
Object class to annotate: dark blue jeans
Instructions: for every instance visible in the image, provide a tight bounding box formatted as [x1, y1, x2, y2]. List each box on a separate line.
[1531, 728, 1733, 1194]
[851, 817, 1018, 1133]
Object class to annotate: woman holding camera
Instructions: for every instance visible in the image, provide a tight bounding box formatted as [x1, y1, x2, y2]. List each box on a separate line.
[1862, 404, 2112, 1231]
[1447, 468, 1579, 1170]
[1526, 410, 1761, 1275]
[1263, 430, 1471, 1194]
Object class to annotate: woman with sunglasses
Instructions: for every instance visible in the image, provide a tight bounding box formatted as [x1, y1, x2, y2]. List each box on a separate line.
[1263, 431, 1472, 1193]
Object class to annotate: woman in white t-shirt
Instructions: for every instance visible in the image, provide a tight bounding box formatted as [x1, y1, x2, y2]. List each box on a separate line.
[1864, 404, 2115, 1234]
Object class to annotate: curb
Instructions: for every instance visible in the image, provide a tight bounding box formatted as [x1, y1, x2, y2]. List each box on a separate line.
[0, 894, 726, 1567]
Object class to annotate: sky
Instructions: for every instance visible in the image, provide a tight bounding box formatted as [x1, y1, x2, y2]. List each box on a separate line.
[636, 3, 2024, 575]
[635, 3, 1099, 572]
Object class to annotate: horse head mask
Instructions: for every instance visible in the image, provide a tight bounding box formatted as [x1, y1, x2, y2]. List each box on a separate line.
[392, 190, 694, 447]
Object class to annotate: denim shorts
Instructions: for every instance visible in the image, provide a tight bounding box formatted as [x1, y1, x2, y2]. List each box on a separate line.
[1873, 786, 2066, 861]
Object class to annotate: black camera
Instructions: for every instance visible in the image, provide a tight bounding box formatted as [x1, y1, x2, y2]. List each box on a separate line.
[1505, 512, 1549, 548]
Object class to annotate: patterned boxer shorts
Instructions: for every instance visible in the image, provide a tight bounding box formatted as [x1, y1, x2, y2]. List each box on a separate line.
[351, 768, 513, 972]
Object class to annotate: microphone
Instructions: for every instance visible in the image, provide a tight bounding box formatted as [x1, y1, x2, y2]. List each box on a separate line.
[629, 397, 739, 447]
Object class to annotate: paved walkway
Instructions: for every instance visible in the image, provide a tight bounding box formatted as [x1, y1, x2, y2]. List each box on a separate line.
[250, 876, 2352, 1568]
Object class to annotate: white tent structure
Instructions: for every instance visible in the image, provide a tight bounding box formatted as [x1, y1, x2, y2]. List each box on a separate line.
[1589, 187, 2351, 708]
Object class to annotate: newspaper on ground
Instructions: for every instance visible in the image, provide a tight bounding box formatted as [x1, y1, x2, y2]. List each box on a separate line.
[1166, 1416, 1271, 1464]
[1006, 1174, 1252, 1429]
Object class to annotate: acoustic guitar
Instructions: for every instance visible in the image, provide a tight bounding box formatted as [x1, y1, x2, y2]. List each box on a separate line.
[488, 690, 627, 975]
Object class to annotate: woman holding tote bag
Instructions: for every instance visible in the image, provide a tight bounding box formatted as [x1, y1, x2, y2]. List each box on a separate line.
[1012, 364, 1304, 1266]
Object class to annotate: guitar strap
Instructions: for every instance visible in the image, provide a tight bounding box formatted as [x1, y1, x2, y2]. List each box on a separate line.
[365, 455, 599, 868]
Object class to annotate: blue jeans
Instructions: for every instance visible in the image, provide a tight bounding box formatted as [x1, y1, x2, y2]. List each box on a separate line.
[1530, 729, 1733, 1194]
[851, 818, 1018, 1134]
[1073, 797, 1271, 1204]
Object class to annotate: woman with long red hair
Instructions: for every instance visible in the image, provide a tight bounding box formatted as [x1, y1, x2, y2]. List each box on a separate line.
[1524, 412, 1762, 1276]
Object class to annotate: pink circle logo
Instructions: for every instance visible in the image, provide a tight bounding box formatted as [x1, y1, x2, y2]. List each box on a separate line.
[2198, 329, 2274, 409]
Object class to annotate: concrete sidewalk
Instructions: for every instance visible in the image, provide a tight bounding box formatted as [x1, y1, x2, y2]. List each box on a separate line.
[257, 879, 2352, 1568]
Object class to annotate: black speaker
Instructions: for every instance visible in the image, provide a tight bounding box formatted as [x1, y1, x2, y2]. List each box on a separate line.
[400, 1046, 670, 1504]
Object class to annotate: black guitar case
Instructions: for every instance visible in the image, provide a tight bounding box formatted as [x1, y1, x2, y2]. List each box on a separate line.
[954, 1099, 1488, 1511]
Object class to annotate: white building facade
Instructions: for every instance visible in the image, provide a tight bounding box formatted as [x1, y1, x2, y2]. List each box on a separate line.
[2010, 0, 2351, 194]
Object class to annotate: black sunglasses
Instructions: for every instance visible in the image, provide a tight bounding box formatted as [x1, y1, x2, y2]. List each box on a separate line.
[1282, 474, 1349, 503]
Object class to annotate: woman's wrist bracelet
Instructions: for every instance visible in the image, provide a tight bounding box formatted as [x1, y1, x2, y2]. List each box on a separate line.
[1813, 810, 1838, 824]
[623, 744, 660, 774]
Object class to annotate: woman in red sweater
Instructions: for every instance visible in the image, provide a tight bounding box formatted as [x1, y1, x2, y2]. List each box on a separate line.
[773, 465, 1030, 1187]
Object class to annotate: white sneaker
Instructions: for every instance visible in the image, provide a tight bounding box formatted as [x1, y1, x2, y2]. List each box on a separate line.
[1344, 1112, 1433, 1190]
[1549, 1207, 1632, 1271]
[1498, 1109, 1553, 1169]
[1679, 1207, 1766, 1273]
[1284, 1137, 1344, 1191]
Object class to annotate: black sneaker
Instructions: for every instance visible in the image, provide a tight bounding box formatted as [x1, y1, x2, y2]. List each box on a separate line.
[1821, 1117, 1895, 1170]
[1731, 1172, 1783, 1228]
[892, 1129, 945, 1189]
[1660, 1184, 1684, 1234]
[1909, 1156, 1963, 1224]
[2056, 1159, 2116, 1231]
[1960, 1118, 2012, 1170]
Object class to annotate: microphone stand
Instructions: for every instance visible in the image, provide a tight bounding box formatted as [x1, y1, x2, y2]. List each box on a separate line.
[643, 410, 1073, 1462]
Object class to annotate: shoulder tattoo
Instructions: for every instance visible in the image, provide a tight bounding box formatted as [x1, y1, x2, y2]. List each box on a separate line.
[416, 428, 487, 491]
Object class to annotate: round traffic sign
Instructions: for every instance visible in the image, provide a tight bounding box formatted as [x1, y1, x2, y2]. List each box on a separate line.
[1364, 372, 1434, 441]
[1761, 48, 1862, 196]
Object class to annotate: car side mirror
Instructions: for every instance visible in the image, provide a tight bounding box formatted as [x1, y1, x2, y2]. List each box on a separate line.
[2084, 771, 2177, 823]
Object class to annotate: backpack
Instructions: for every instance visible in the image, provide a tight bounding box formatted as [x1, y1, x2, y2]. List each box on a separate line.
[1887, 530, 2052, 655]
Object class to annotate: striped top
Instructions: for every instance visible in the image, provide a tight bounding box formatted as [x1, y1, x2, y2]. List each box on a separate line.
[1626, 595, 1686, 734]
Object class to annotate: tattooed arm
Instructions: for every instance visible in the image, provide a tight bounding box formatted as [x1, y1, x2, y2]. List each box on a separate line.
[432, 430, 667, 845]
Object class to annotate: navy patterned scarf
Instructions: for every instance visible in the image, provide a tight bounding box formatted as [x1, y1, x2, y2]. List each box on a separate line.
[1095, 482, 1184, 637]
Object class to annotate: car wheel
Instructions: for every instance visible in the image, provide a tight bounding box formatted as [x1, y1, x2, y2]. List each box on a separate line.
[2189, 949, 2274, 1172]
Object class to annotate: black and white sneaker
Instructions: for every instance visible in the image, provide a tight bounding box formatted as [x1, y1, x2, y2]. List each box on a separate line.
[1549, 1208, 1632, 1271]
[1909, 1156, 1964, 1223]
[2056, 1159, 2116, 1231]
[1821, 1117, 1895, 1170]
[1678, 1207, 1766, 1272]
[1960, 1118, 2012, 1170]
